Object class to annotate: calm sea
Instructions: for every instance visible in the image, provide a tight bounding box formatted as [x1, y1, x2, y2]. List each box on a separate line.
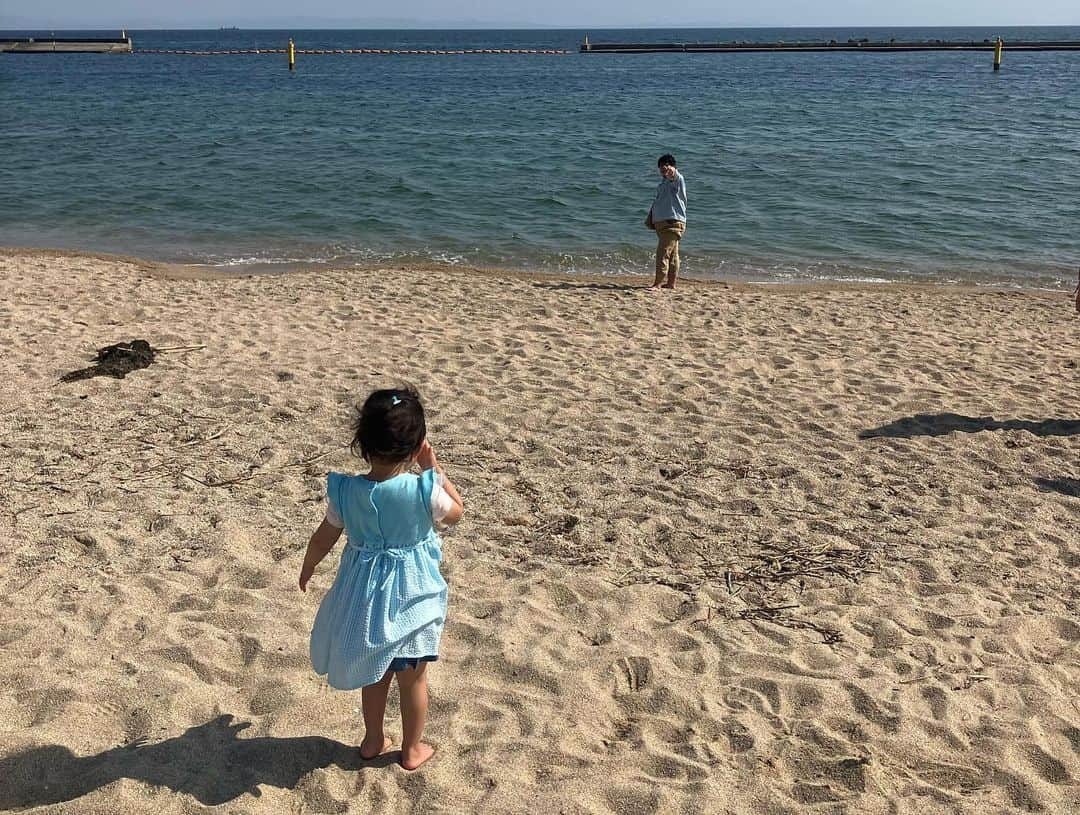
[2, 27, 1078, 287]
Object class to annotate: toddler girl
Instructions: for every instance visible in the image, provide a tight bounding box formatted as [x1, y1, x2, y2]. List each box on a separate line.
[299, 387, 464, 770]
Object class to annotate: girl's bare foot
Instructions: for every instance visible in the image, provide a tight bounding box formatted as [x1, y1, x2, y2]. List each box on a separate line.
[400, 742, 435, 770]
[360, 735, 392, 760]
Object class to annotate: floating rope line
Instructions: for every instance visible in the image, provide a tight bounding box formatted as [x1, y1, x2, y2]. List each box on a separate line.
[136, 48, 569, 56]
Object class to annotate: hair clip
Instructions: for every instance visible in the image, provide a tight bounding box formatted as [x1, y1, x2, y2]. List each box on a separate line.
[391, 396, 402, 406]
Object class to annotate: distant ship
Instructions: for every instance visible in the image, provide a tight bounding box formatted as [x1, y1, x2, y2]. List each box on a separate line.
[220, 26, 240, 31]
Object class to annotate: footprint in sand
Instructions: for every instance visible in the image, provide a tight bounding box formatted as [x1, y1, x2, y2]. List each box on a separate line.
[612, 656, 652, 694]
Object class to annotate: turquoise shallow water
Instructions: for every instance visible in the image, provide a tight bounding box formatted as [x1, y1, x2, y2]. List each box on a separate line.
[1, 27, 1078, 287]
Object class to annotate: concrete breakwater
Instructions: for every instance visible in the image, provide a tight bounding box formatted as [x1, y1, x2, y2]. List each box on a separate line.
[579, 37, 1080, 53]
[1, 36, 132, 53]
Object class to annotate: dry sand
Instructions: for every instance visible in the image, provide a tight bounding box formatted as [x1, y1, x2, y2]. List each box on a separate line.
[0, 248, 1078, 814]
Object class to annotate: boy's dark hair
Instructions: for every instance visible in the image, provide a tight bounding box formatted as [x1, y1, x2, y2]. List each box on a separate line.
[658, 154, 677, 168]
[351, 386, 426, 463]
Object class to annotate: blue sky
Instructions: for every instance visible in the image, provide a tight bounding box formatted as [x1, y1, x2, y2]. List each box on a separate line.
[2, 1, 1077, 28]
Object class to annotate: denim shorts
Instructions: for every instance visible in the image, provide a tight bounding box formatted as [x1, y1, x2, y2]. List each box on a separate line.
[388, 655, 438, 672]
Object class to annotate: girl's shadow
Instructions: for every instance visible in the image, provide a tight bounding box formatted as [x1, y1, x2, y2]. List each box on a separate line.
[0, 714, 395, 808]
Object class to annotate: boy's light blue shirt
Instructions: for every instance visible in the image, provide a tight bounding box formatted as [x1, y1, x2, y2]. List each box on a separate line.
[651, 170, 687, 223]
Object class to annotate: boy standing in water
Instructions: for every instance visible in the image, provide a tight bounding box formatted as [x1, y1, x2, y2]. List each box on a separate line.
[647, 154, 687, 289]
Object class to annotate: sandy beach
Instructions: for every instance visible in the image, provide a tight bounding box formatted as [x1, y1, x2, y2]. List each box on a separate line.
[0, 247, 1077, 814]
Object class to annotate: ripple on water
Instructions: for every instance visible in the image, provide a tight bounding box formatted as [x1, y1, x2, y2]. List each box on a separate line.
[1, 26, 1078, 288]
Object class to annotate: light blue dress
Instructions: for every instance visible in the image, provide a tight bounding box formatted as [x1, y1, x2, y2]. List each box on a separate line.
[310, 469, 447, 690]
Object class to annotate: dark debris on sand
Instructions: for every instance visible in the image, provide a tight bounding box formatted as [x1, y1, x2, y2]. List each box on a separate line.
[60, 340, 157, 383]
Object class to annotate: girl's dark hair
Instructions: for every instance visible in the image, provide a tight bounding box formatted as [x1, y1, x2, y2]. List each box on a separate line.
[658, 153, 677, 168]
[351, 387, 426, 463]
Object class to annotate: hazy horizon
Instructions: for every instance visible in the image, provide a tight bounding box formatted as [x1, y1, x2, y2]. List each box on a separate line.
[2, 1, 1077, 30]
[4, 21, 1080, 31]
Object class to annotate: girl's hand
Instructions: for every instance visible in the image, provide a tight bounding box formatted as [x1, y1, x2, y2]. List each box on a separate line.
[299, 564, 314, 593]
[298, 520, 343, 594]
[416, 439, 438, 471]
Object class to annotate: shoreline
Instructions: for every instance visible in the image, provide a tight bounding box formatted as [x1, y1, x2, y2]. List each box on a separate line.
[2, 244, 1073, 298]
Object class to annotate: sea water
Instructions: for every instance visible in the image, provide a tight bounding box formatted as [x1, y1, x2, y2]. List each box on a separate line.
[1, 27, 1078, 288]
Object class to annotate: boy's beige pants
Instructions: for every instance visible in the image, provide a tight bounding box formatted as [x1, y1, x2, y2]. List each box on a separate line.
[653, 219, 686, 285]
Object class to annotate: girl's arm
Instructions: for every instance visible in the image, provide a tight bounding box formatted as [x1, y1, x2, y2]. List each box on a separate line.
[299, 520, 343, 592]
[417, 440, 464, 525]
[438, 471, 465, 525]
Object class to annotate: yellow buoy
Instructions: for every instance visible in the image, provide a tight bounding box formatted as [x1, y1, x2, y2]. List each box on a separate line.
[993, 37, 1003, 71]
[288, 38, 296, 71]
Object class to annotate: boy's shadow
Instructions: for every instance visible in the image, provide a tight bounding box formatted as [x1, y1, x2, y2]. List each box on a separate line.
[531, 281, 643, 291]
[0, 714, 394, 809]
